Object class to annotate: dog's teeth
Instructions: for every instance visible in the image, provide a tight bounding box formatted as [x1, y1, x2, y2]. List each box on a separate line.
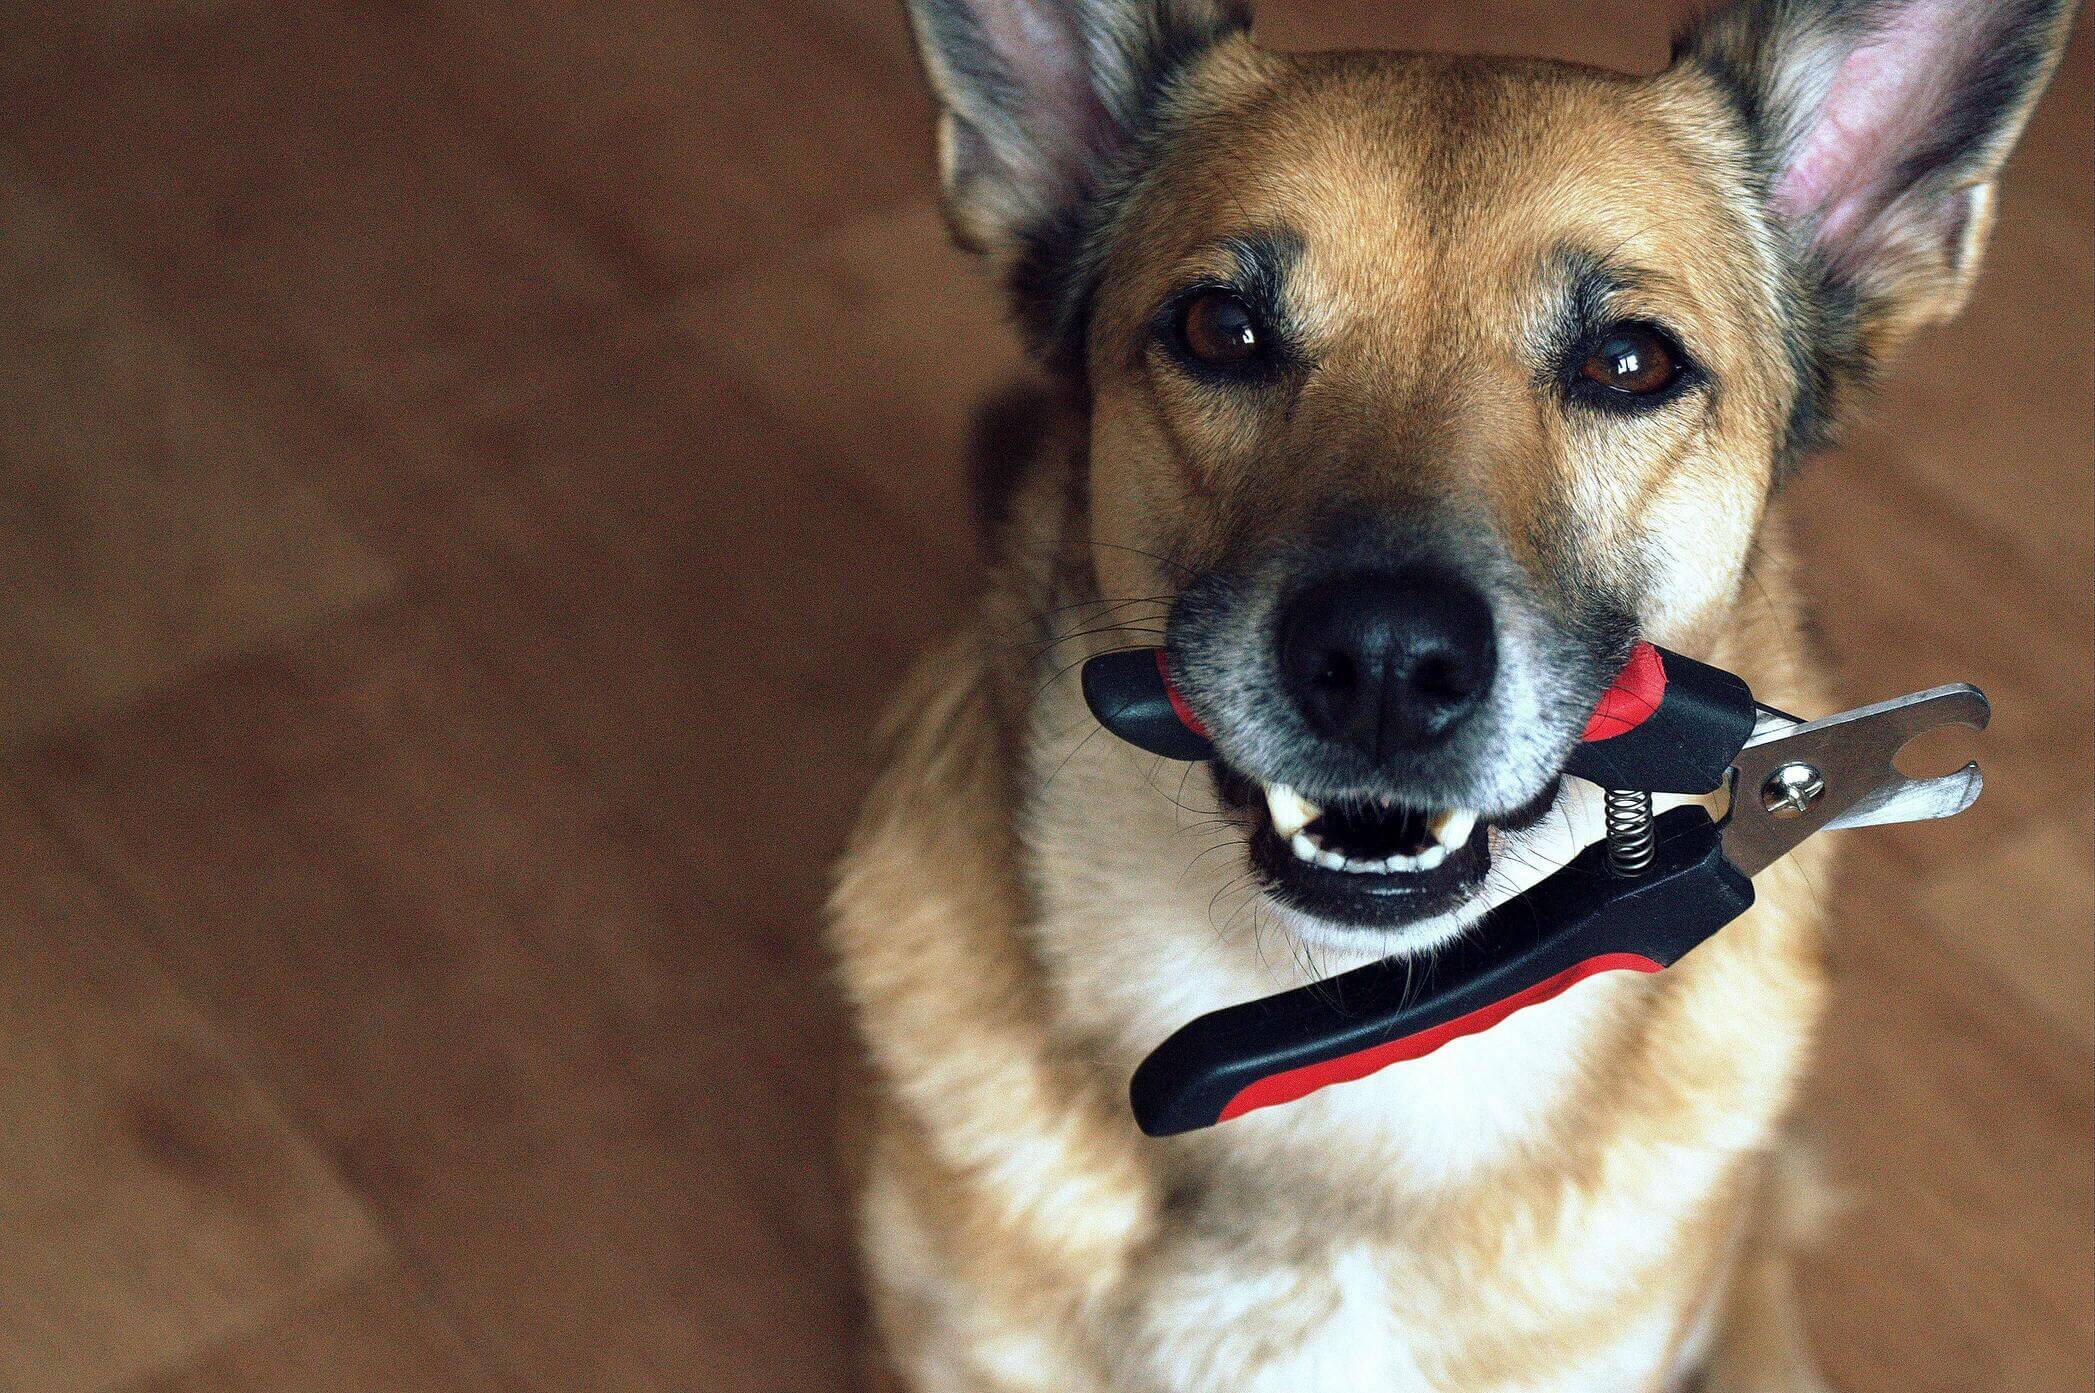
[1265, 784, 1322, 839]
[1288, 805, 1471, 875]
[1428, 809, 1478, 850]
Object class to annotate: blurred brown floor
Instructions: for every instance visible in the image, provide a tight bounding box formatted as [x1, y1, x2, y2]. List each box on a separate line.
[0, 4, 2085, 1392]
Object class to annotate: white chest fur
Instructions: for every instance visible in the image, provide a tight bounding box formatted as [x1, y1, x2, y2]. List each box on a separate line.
[1110, 1230, 1699, 1393]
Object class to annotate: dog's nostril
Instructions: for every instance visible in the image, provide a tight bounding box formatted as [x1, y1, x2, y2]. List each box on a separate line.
[1414, 654, 1463, 698]
[1278, 568, 1497, 761]
[1413, 645, 1494, 707]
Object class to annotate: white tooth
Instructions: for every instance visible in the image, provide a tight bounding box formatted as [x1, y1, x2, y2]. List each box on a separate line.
[1315, 847, 1350, 872]
[1414, 843, 1449, 871]
[1265, 784, 1321, 839]
[1429, 809, 1478, 850]
[1290, 831, 1324, 865]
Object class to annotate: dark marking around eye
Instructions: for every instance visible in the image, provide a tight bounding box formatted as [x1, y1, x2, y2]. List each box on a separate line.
[1541, 248, 1704, 414]
[1152, 229, 1305, 384]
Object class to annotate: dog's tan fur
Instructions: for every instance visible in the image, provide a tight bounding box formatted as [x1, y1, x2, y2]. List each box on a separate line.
[831, 6, 2071, 1390]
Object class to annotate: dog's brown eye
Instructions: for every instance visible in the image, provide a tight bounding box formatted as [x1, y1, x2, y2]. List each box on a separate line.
[1179, 290, 1263, 368]
[1579, 325, 1680, 397]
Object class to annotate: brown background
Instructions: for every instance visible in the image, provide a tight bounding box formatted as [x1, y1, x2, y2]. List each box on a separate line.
[0, 3, 2086, 1391]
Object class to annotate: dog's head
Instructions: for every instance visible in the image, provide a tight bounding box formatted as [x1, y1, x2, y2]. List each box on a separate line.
[906, 0, 2072, 936]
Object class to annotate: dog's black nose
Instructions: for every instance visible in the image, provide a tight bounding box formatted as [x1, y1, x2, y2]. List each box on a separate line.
[1279, 569, 1496, 759]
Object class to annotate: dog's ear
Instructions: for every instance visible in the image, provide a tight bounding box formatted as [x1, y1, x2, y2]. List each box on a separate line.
[1675, 0, 2074, 357]
[903, 0, 1252, 342]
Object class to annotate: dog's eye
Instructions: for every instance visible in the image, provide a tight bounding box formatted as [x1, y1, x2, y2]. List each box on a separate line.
[1177, 290, 1264, 369]
[1577, 323, 1683, 399]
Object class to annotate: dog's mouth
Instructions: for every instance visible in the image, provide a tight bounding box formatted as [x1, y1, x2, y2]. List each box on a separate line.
[1262, 783, 1482, 875]
[1212, 764, 1560, 931]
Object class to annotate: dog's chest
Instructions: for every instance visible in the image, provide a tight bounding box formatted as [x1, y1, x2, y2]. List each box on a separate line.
[1104, 1175, 1706, 1393]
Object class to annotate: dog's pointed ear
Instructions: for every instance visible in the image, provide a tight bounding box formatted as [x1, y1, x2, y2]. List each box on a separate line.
[904, 0, 1253, 258]
[1674, 0, 2075, 353]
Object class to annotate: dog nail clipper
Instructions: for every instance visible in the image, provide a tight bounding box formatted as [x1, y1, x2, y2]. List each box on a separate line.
[1080, 642, 1990, 1137]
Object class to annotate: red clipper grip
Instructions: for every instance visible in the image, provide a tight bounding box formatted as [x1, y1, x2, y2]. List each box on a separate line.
[1129, 807, 1753, 1136]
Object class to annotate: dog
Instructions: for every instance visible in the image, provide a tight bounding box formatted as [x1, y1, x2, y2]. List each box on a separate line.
[828, 2, 2074, 1389]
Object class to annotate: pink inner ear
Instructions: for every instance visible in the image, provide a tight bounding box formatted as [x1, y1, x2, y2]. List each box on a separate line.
[974, 0, 1114, 198]
[1775, 0, 1975, 252]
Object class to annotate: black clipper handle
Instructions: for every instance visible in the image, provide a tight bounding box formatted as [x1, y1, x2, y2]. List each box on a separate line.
[1561, 643, 1757, 795]
[1080, 648, 1215, 762]
[1129, 806, 1753, 1136]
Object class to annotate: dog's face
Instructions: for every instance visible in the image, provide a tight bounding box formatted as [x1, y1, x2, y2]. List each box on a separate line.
[907, 0, 2071, 938]
[1081, 53, 1793, 933]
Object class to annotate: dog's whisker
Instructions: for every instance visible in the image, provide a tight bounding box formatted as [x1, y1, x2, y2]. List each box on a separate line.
[1014, 622, 1167, 662]
[1077, 539, 1196, 578]
[991, 536, 1196, 583]
[1181, 836, 1248, 881]
[994, 594, 1175, 643]
[1038, 719, 1113, 798]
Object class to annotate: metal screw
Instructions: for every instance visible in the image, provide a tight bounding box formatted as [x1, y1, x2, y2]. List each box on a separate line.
[1760, 762, 1826, 819]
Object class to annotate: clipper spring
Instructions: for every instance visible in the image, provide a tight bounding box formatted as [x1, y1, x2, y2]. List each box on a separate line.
[1604, 787, 1657, 878]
